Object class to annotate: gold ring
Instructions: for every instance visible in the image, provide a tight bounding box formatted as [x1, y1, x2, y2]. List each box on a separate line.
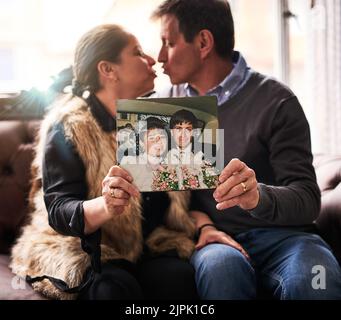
[110, 188, 116, 198]
[241, 182, 247, 193]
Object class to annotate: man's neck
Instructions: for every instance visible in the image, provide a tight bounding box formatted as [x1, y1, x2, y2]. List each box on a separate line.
[189, 56, 233, 96]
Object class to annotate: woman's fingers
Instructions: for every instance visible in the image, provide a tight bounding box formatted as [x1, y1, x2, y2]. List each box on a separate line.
[108, 176, 139, 197]
[108, 165, 133, 182]
[110, 188, 130, 199]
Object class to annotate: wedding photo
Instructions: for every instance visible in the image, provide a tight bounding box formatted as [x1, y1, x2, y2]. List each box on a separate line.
[117, 96, 222, 192]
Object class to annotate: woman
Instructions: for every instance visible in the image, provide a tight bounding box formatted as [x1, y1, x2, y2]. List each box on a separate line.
[121, 117, 169, 191]
[10, 24, 197, 300]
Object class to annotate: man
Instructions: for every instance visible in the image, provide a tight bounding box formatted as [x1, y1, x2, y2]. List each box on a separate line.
[152, 0, 341, 299]
[167, 109, 204, 165]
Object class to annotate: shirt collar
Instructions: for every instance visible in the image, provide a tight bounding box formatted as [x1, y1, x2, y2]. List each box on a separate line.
[185, 51, 250, 104]
[87, 94, 116, 132]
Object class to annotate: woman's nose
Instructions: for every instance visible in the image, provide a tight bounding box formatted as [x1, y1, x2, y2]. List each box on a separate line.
[146, 54, 156, 66]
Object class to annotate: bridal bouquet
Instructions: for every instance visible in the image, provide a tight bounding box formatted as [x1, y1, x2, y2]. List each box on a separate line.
[181, 165, 200, 190]
[201, 161, 220, 188]
[151, 165, 179, 191]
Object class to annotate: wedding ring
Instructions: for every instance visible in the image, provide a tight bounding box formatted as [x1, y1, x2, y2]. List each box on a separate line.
[241, 182, 247, 193]
[110, 188, 116, 198]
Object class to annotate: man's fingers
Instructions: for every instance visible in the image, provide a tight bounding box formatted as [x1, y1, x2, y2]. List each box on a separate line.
[219, 158, 246, 183]
[216, 197, 240, 210]
[214, 167, 254, 199]
[220, 237, 250, 260]
[215, 178, 258, 202]
[195, 238, 207, 250]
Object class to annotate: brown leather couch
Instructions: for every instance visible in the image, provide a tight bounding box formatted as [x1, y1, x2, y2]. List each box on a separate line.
[1, 119, 341, 300]
[0, 120, 45, 299]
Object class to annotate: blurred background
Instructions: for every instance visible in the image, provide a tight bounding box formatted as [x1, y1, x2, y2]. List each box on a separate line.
[0, 0, 340, 154]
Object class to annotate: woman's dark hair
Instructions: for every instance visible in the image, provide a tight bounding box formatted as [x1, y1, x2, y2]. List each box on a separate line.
[139, 116, 168, 141]
[169, 109, 198, 129]
[72, 24, 130, 97]
[152, 0, 234, 59]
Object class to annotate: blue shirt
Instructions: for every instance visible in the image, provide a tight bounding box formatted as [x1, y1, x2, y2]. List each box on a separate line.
[185, 51, 251, 106]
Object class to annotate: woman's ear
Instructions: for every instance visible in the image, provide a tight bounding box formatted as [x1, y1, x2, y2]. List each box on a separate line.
[197, 29, 214, 60]
[97, 61, 119, 81]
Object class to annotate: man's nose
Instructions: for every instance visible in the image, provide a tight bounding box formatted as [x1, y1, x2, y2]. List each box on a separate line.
[157, 46, 167, 63]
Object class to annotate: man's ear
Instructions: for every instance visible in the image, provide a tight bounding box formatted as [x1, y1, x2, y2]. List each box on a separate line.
[197, 29, 214, 60]
[97, 61, 118, 81]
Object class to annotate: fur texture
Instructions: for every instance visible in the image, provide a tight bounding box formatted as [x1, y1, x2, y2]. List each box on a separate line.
[10, 95, 196, 299]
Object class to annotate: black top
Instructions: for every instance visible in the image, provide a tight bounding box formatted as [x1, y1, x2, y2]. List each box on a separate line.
[190, 71, 321, 235]
[42, 94, 170, 262]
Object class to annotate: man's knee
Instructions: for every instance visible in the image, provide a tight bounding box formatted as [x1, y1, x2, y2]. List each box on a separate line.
[190, 243, 256, 299]
[191, 243, 253, 275]
[276, 234, 341, 299]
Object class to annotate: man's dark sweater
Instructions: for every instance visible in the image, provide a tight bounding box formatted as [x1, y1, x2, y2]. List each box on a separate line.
[184, 71, 321, 236]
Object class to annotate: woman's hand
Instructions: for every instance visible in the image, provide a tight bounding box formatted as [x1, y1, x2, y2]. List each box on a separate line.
[196, 226, 250, 260]
[83, 166, 139, 234]
[214, 158, 259, 211]
[102, 165, 139, 216]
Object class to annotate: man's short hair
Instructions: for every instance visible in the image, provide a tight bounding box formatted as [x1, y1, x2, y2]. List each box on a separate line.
[169, 109, 198, 129]
[152, 0, 235, 59]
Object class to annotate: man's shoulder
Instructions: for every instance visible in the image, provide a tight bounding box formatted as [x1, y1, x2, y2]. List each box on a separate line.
[247, 70, 295, 100]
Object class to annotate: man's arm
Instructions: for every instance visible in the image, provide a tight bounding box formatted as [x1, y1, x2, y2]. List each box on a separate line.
[214, 96, 321, 225]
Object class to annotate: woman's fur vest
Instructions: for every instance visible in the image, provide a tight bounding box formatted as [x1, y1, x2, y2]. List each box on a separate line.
[10, 95, 196, 300]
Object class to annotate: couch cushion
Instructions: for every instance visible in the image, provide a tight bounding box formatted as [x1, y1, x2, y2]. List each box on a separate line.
[0, 254, 46, 300]
[314, 154, 341, 263]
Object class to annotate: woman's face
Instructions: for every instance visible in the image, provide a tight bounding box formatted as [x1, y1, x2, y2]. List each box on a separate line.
[115, 35, 156, 98]
[143, 128, 167, 157]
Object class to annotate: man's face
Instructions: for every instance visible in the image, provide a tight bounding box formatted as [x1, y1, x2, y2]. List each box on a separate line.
[158, 14, 201, 85]
[172, 122, 193, 149]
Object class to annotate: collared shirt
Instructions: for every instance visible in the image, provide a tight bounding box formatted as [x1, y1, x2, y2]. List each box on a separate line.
[185, 51, 251, 106]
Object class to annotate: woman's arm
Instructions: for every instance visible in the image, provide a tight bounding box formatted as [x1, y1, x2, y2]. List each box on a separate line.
[189, 210, 249, 259]
[43, 124, 138, 236]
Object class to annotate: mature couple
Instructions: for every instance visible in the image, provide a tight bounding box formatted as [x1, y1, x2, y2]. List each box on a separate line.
[11, 0, 341, 300]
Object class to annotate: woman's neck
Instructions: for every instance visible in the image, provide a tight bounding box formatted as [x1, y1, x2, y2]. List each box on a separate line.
[95, 88, 117, 117]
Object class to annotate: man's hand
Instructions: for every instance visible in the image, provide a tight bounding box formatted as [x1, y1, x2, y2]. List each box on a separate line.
[196, 226, 250, 260]
[214, 158, 259, 211]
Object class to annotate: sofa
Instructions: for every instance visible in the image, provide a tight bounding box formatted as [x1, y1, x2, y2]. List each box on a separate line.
[1, 117, 341, 300]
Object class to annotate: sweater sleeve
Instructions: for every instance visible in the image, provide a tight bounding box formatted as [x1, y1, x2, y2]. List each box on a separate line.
[249, 96, 321, 225]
